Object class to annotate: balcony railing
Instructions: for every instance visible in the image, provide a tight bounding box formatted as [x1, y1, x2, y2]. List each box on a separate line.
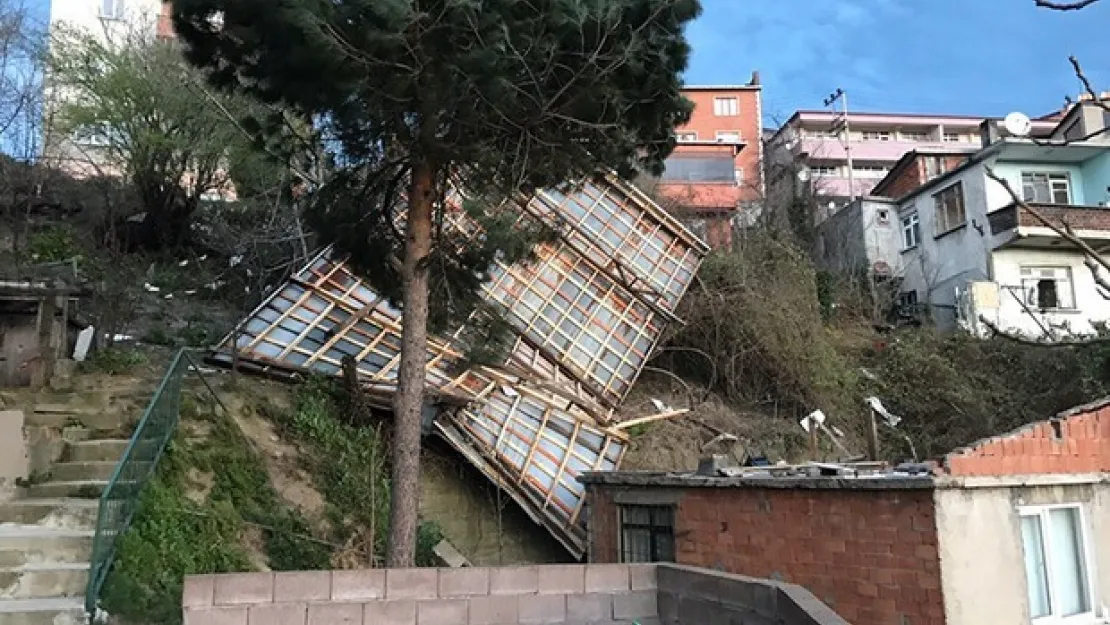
[988, 201, 1110, 237]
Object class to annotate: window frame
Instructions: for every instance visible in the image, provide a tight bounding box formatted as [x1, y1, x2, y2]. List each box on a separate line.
[1018, 504, 1096, 623]
[100, 0, 126, 20]
[618, 504, 676, 563]
[715, 130, 742, 143]
[900, 130, 930, 142]
[810, 165, 838, 177]
[676, 131, 698, 142]
[943, 132, 962, 143]
[861, 130, 892, 142]
[1019, 266, 1077, 311]
[712, 96, 739, 117]
[901, 212, 920, 250]
[1021, 171, 1073, 205]
[933, 181, 966, 236]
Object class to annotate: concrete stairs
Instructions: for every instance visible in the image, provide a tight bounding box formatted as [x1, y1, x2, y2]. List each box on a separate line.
[0, 384, 146, 624]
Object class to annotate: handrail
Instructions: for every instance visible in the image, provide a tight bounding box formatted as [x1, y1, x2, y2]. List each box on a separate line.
[84, 348, 223, 617]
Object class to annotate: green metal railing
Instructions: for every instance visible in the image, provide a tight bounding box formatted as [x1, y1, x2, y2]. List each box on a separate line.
[85, 348, 223, 616]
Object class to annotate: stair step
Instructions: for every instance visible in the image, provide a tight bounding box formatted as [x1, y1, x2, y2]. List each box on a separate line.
[0, 596, 86, 625]
[24, 410, 128, 433]
[26, 481, 109, 500]
[0, 500, 100, 529]
[0, 563, 89, 600]
[0, 528, 94, 566]
[47, 462, 124, 483]
[65, 439, 130, 463]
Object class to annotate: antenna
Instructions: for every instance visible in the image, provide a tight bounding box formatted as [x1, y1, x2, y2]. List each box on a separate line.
[1004, 112, 1033, 137]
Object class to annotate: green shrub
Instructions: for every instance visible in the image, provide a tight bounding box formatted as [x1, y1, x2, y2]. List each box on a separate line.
[26, 225, 78, 262]
[82, 347, 146, 375]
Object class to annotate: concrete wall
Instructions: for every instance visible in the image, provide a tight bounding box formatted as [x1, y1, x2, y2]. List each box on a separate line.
[182, 565, 661, 625]
[0, 411, 28, 501]
[935, 481, 1110, 625]
[991, 247, 1110, 338]
[656, 564, 849, 625]
[585, 484, 943, 625]
[182, 564, 847, 625]
[816, 198, 901, 276]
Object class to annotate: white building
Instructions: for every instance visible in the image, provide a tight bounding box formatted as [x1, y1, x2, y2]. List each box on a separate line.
[48, 0, 168, 41]
[833, 102, 1110, 339]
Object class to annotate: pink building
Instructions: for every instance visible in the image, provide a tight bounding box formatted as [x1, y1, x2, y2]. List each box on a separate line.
[766, 110, 1058, 221]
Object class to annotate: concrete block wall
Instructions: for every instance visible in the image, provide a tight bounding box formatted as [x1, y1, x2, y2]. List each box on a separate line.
[657, 564, 849, 625]
[182, 564, 847, 625]
[182, 564, 661, 625]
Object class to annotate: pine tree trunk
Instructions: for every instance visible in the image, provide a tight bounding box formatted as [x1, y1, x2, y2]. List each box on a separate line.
[386, 159, 435, 567]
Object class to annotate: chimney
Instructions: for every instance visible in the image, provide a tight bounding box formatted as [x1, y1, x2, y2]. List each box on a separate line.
[979, 119, 1001, 148]
[749, 70, 761, 86]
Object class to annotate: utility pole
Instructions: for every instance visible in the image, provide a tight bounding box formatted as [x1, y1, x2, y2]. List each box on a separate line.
[824, 88, 854, 202]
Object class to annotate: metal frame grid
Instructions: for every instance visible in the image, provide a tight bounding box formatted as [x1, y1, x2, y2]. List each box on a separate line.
[212, 175, 706, 557]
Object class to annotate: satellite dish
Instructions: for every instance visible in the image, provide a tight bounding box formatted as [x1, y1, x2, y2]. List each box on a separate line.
[1004, 111, 1033, 137]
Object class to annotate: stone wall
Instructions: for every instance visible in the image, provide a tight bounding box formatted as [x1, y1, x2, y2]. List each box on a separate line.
[181, 563, 846, 625]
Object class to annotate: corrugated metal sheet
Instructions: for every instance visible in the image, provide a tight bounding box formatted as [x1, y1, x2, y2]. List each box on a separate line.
[212, 174, 707, 557]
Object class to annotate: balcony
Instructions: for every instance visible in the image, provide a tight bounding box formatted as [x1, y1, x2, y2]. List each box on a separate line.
[987, 201, 1110, 246]
[797, 138, 972, 163]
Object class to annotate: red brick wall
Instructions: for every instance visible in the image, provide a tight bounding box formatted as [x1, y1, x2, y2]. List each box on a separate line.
[587, 486, 943, 625]
[676, 88, 763, 202]
[877, 155, 970, 200]
[944, 404, 1110, 476]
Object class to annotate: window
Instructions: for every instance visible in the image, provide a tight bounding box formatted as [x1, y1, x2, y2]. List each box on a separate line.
[1020, 266, 1076, 310]
[806, 129, 840, 139]
[713, 96, 739, 117]
[901, 213, 920, 249]
[943, 132, 963, 142]
[1022, 172, 1073, 205]
[716, 130, 741, 143]
[101, 0, 125, 19]
[861, 130, 892, 141]
[620, 505, 675, 563]
[877, 209, 890, 225]
[897, 291, 918, 308]
[1020, 506, 1092, 620]
[676, 131, 697, 142]
[810, 165, 838, 177]
[852, 164, 890, 177]
[900, 130, 930, 141]
[661, 155, 735, 183]
[933, 182, 966, 234]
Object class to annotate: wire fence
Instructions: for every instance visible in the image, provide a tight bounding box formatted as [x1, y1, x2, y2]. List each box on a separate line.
[84, 348, 223, 616]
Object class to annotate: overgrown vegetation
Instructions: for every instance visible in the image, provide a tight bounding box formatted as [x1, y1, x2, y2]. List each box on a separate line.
[267, 376, 442, 568]
[665, 227, 1110, 462]
[101, 395, 330, 625]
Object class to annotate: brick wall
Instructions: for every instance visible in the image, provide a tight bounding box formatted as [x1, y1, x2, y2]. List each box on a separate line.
[587, 486, 943, 625]
[944, 400, 1110, 476]
[677, 88, 763, 203]
[877, 154, 971, 200]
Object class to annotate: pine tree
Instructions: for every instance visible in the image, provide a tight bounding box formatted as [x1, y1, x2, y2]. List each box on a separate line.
[173, 0, 699, 566]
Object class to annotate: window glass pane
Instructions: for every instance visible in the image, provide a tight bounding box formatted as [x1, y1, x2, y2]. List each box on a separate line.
[622, 527, 652, 563]
[1022, 515, 1052, 618]
[1049, 508, 1090, 616]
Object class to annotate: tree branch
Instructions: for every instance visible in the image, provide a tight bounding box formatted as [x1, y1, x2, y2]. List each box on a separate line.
[1034, 0, 1101, 10]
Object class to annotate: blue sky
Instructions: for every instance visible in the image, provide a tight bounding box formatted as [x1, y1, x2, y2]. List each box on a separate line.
[684, 0, 1110, 126]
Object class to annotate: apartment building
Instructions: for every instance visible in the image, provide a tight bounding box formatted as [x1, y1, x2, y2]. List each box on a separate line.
[766, 110, 1057, 222]
[818, 102, 1110, 338]
[650, 74, 763, 249]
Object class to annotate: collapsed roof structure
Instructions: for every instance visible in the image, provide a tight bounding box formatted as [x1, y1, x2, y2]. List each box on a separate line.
[211, 174, 708, 556]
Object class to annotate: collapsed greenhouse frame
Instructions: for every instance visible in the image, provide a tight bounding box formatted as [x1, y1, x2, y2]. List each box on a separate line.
[211, 174, 708, 556]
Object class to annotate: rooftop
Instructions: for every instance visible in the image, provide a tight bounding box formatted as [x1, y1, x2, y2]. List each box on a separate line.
[579, 461, 936, 491]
